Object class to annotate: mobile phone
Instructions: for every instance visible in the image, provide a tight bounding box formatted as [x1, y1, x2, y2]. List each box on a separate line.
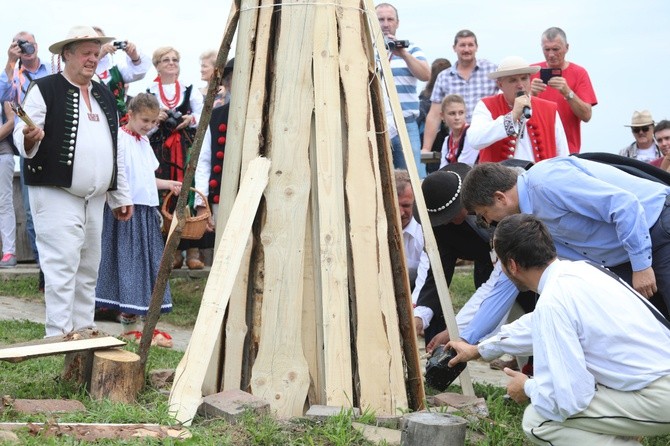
[540, 67, 562, 84]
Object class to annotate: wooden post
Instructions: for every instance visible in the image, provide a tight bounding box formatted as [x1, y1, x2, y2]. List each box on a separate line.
[89, 349, 143, 403]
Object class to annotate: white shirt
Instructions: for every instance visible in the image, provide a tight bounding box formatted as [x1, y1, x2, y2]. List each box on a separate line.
[194, 125, 212, 208]
[478, 259, 670, 422]
[439, 131, 478, 168]
[96, 51, 150, 85]
[119, 128, 160, 206]
[403, 217, 425, 273]
[468, 100, 570, 160]
[14, 78, 130, 209]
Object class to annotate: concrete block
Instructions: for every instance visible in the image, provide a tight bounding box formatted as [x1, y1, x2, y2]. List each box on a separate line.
[374, 414, 401, 429]
[197, 389, 270, 422]
[305, 405, 360, 421]
[352, 422, 401, 445]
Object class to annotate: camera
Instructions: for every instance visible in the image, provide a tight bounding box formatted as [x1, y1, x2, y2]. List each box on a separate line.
[384, 37, 410, 51]
[112, 41, 128, 50]
[16, 39, 35, 55]
[424, 345, 466, 391]
[164, 109, 183, 131]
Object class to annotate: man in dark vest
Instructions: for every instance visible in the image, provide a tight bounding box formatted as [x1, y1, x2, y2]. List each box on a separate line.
[13, 25, 132, 337]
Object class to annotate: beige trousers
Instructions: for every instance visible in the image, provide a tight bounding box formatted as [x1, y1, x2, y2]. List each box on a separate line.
[523, 374, 670, 445]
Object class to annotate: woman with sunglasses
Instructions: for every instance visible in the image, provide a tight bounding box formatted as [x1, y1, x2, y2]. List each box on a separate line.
[147, 47, 205, 270]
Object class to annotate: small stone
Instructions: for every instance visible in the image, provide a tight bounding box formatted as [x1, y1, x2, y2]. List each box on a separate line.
[352, 422, 400, 445]
[304, 405, 360, 421]
[149, 369, 175, 389]
[0, 430, 19, 444]
[11, 399, 85, 415]
[197, 389, 270, 422]
[432, 392, 489, 417]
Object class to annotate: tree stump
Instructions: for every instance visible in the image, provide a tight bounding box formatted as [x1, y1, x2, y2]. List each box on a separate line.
[90, 349, 143, 403]
[62, 351, 94, 385]
[401, 412, 467, 446]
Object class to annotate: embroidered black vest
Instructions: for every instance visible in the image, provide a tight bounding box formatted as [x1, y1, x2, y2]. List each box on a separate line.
[23, 73, 119, 189]
[207, 104, 229, 206]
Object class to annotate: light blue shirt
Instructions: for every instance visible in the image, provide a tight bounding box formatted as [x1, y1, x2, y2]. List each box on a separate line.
[518, 156, 669, 271]
[461, 156, 670, 345]
[0, 61, 50, 104]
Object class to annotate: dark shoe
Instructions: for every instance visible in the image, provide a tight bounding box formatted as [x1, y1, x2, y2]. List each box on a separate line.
[0, 253, 17, 268]
[38, 269, 45, 293]
[489, 357, 519, 371]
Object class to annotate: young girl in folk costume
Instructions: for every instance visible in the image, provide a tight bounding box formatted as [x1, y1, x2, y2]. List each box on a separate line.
[439, 94, 478, 168]
[146, 46, 206, 270]
[95, 93, 180, 347]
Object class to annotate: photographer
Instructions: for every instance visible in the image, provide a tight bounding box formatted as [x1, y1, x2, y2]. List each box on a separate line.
[146, 46, 205, 270]
[92, 27, 150, 121]
[375, 3, 430, 178]
[0, 31, 52, 289]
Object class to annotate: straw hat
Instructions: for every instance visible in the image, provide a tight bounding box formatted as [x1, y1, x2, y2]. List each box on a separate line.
[49, 25, 114, 54]
[488, 56, 540, 80]
[418, 162, 471, 227]
[624, 110, 654, 127]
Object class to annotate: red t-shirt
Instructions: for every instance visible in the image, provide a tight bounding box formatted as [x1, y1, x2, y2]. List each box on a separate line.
[531, 61, 597, 154]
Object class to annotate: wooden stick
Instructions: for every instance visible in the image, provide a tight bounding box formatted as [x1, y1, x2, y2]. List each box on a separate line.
[169, 156, 271, 425]
[0, 337, 124, 363]
[362, 0, 475, 397]
[137, 0, 241, 373]
[249, 0, 316, 418]
[311, 2, 353, 407]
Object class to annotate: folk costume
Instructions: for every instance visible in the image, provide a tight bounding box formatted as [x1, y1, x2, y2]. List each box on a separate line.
[14, 68, 132, 336]
[96, 51, 150, 123]
[95, 126, 172, 316]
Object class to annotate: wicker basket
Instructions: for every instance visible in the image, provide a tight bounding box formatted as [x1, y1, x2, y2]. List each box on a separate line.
[161, 188, 211, 240]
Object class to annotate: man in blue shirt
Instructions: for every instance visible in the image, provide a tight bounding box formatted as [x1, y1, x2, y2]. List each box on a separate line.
[461, 156, 670, 314]
[0, 31, 51, 287]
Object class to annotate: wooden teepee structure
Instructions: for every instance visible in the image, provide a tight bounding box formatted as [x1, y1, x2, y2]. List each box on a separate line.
[168, 0, 472, 425]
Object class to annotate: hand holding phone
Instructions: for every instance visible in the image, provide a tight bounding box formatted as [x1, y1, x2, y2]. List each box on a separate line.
[540, 67, 562, 84]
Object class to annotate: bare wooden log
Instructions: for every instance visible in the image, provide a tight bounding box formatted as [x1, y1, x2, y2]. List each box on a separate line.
[0, 336, 125, 363]
[310, 2, 353, 407]
[401, 412, 467, 446]
[89, 349, 143, 403]
[249, 0, 316, 418]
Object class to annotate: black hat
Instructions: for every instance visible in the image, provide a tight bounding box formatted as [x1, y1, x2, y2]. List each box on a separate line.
[419, 162, 471, 227]
[223, 58, 234, 76]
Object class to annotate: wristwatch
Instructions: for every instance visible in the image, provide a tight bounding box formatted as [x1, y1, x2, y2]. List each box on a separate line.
[566, 91, 575, 101]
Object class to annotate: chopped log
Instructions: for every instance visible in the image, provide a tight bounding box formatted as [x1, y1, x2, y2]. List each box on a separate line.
[62, 351, 94, 385]
[400, 412, 467, 446]
[89, 349, 143, 403]
[249, 0, 316, 418]
[0, 336, 125, 363]
[169, 156, 271, 425]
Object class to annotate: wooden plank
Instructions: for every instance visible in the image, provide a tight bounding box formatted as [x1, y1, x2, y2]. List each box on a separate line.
[220, 0, 275, 394]
[361, 3, 425, 410]
[249, 0, 316, 418]
[169, 156, 271, 425]
[362, 0, 475, 397]
[0, 337, 125, 363]
[0, 423, 191, 440]
[311, 2, 353, 408]
[338, 0, 405, 414]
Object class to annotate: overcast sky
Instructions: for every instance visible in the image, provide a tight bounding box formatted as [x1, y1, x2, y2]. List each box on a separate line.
[3, 0, 668, 155]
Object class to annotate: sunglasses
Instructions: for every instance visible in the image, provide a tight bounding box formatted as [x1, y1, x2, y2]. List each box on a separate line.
[632, 126, 650, 134]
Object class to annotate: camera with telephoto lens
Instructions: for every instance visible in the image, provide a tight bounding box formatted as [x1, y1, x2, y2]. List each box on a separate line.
[384, 37, 410, 51]
[112, 41, 128, 50]
[424, 345, 467, 391]
[164, 109, 183, 131]
[16, 39, 35, 55]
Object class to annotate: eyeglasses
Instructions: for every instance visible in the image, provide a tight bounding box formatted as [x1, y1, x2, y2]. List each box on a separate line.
[160, 57, 180, 64]
[632, 126, 650, 134]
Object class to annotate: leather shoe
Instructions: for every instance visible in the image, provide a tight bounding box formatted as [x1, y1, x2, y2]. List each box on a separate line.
[173, 254, 184, 269]
[186, 257, 204, 270]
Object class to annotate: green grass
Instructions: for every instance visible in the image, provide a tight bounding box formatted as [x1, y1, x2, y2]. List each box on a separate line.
[2, 273, 669, 445]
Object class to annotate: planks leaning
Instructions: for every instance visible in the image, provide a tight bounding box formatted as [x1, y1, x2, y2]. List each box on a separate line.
[169, 0, 473, 425]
